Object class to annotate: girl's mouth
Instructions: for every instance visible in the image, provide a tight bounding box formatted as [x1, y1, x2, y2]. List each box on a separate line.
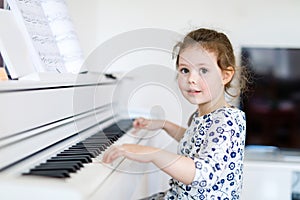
[187, 90, 201, 95]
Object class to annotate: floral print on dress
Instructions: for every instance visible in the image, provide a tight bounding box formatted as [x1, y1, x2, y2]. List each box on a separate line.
[164, 106, 246, 200]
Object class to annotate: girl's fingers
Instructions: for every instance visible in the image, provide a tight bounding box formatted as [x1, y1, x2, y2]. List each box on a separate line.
[102, 144, 156, 164]
[133, 118, 146, 128]
[102, 145, 124, 163]
[133, 118, 163, 131]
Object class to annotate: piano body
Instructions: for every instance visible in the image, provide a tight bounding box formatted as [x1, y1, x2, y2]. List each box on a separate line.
[0, 74, 158, 200]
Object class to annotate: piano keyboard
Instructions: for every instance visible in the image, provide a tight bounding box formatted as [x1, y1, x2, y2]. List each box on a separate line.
[23, 119, 134, 179]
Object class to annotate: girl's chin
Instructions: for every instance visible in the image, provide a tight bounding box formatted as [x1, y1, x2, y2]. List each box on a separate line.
[183, 95, 208, 105]
[185, 97, 202, 105]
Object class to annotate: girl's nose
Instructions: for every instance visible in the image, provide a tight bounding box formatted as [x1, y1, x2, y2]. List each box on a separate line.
[188, 72, 197, 84]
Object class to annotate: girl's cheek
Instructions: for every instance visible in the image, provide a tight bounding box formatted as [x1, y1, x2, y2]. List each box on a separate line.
[178, 78, 187, 88]
[178, 74, 187, 81]
[177, 78, 185, 89]
[177, 76, 183, 83]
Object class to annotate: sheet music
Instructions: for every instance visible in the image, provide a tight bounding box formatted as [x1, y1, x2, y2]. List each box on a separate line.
[41, 0, 84, 73]
[7, 0, 66, 73]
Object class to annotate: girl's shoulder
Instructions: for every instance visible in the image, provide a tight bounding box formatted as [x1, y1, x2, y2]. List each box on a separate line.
[194, 106, 245, 122]
[210, 106, 246, 128]
[212, 106, 245, 117]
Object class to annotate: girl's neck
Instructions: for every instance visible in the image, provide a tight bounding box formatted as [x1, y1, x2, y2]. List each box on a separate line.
[197, 98, 230, 116]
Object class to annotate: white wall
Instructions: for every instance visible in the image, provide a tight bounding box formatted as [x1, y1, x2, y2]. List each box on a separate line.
[66, 0, 300, 58]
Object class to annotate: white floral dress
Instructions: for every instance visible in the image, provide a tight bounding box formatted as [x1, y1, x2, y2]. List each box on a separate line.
[164, 106, 246, 200]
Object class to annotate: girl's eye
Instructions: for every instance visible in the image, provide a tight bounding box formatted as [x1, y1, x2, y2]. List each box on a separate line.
[180, 68, 189, 74]
[199, 68, 208, 74]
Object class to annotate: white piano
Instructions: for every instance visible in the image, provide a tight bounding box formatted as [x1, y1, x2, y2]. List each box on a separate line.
[0, 3, 184, 199]
[0, 74, 159, 200]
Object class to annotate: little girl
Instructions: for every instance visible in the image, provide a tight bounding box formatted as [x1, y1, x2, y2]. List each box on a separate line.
[102, 28, 248, 200]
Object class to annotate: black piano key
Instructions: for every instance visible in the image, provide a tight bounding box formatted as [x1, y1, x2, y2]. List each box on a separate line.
[73, 144, 109, 151]
[74, 141, 108, 145]
[68, 146, 103, 154]
[54, 154, 92, 159]
[72, 142, 107, 146]
[74, 145, 97, 150]
[71, 144, 107, 152]
[63, 147, 98, 152]
[62, 148, 99, 155]
[80, 138, 113, 143]
[39, 163, 81, 171]
[45, 160, 84, 168]
[47, 156, 91, 164]
[67, 146, 101, 151]
[30, 165, 77, 173]
[23, 170, 70, 178]
[79, 140, 111, 145]
[57, 152, 96, 158]
[83, 139, 110, 143]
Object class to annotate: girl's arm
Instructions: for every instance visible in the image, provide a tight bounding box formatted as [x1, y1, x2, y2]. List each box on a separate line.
[163, 120, 187, 142]
[133, 118, 186, 142]
[102, 144, 195, 185]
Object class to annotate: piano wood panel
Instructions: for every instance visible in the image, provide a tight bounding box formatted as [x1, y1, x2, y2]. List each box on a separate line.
[0, 80, 116, 138]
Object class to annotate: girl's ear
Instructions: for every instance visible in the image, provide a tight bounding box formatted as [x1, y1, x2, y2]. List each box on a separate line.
[222, 66, 234, 85]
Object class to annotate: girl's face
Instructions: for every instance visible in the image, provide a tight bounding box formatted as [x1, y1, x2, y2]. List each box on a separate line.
[177, 46, 231, 112]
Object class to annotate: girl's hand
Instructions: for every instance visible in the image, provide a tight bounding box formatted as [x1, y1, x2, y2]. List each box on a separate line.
[102, 143, 196, 185]
[102, 144, 159, 164]
[133, 117, 165, 131]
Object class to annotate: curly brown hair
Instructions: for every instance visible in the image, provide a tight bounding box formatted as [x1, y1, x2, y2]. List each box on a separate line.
[173, 28, 249, 99]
